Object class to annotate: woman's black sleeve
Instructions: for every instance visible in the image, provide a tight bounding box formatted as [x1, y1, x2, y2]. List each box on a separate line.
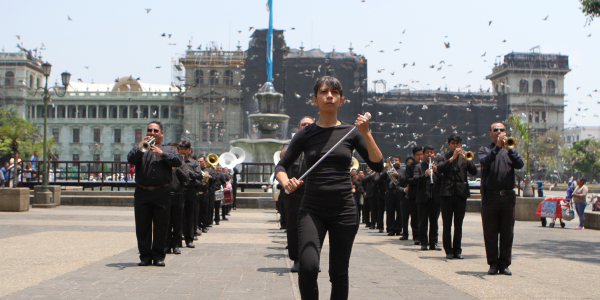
[353, 131, 384, 173]
[274, 129, 305, 175]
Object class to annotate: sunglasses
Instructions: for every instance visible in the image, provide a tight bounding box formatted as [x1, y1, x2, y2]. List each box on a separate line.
[492, 128, 506, 132]
[147, 128, 160, 133]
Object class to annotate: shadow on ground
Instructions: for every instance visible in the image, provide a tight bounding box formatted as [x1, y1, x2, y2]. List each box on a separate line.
[514, 239, 600, 264]
[257, 268, 289, 276]
[106, 262, 139, 270]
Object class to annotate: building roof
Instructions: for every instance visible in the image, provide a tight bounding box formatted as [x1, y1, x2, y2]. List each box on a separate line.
[65, 76, 179, 93]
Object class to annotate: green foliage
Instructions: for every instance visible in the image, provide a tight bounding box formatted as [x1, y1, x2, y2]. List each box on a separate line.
[581, 0, 600, 25]
[0, 108, 41, 159]
[563, 138, 600, 178]
[534, 130, 563, 178]
[507, 114, 533, 176]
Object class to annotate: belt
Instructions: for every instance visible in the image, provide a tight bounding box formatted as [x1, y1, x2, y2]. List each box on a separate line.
[198, 191, 204, 194]
[486, 189, 515, 196]
[137, 184, 168, 191]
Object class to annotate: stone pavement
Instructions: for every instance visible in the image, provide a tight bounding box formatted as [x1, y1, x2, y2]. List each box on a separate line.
[0, 206, 598, 299]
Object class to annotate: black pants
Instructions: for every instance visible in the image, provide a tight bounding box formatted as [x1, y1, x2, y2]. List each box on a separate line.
[441, 195, 467, 255]
[353, 192, 362, 224]
[208, 190, 215, 225]
[182, 189, 198, 243]
[538, 189, 544, 198]
[367, 196, 378, 228]
[402, 197, 420, 240]
[481, 193, 516, 268]
[386, 190, 403, 233]
[298, 212, 358, 300]
[418, 198, 440, 247]
[362, 195, 370, 225]
[134, 186, 171, 262]
[166, 193, 184, 249]
[376, 194, 385, 230]
[285, 191, 303, 262]
[214, 200, 222, 222]
[195, 192, 205, 230]
[278, 190, 287, 229]
[232, 183, 238, 208]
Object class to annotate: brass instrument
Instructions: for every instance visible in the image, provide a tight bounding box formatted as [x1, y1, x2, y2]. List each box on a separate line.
[139, 137, 155, 153]
[385, 157, 399, 186]
[461, 150, 475, 162]
[201, 169, 210, 183]
[503, 137, 517, 149]
[206, 153, 219, 169]
[350, 157, 360, 171]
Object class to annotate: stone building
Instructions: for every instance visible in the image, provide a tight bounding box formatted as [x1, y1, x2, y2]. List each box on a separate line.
[486, 50, 570, 133]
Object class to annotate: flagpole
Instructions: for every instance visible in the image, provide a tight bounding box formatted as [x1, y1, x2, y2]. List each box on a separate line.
[266, 0, 274, 83]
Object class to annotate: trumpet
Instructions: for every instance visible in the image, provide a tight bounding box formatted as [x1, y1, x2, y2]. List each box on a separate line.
[461, 150, 475, 162]
[206, 153, 219, 169]
[139, 137, 156, 153]
[502, 137, 517, 149]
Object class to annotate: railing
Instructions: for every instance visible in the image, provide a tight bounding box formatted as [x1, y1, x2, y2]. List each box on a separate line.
[238, 163, 275, 192]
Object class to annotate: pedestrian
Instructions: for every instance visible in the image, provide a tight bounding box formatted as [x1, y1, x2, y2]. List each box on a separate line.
[572, 177, 588, 230]
[537, 177, 544, 198]
[30, 151, 38, 171]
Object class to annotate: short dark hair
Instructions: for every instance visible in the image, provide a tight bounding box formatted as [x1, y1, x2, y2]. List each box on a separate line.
[198, 155, 206, 161]
[149, 120, 163, 132]
[447, 134, 462, 144]
[167, 142, 178, 147]
[179, 140, 191, 149]
[392, 155, 401, 162]
[423, 145, 435, 153]
[405, 157, 415, 164]
[313, 76, 343, 98]
[579, 177, 587, 183]
[489, 121, 504, 131]
[298, 116, 314, 128]
[412, 146, 423, 155]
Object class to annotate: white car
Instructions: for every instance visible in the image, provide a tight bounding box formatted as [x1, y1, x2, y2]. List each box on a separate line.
[468, 178, 481, 188]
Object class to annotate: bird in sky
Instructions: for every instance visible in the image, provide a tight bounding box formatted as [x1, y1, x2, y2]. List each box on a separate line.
[587, 94, 593, 98]
[15, 35, 20, 40]
[168, 34, 172, 39]
[291, 27, 295, 30]
[84, 66, 89, 69]
[379, 50, 385, 53]
[68, 15, 73, 21]
[444, 42, 450, 48]
[394, 48, 400, 51]
[390, 72, 395, 76]
[502, 39, 507, 43]
[467, 71, 473, 74]
[156, 66, 161, 69]
[588, 33, 592, 37]
[543, 15, 549, 21]
[249, 27, 254, 31]
[402, 63, 408, 68]
[412, 62, 416, 66]
[377, 69, 385, 73]
[402, 29, 405, 34]
[489, 21, 492, 26]
[161, 33, 165, 37]
[481, 52, 486, 57]
[429, 65, 435, 69]
[439, 60, 445, 64]
[145, 8, 151, 13]
[77, 78, 83, 82]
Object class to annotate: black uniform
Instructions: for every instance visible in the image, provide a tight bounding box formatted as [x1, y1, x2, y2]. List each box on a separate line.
[374, 172, 387, 231]
[478, 142, 524, 269]
[231, 167, 239, 209]
[166, 162, 190, 251]
[437, 152, 478, 256]
[209, 170, 227, 224]
[182, 157, 205, 244]
[414, 159, 442, 248]
[403, 161, 420, 241]
[384, 165, 406, 235]
[362, 171, 377, 228]
[353, 177, 364, 224]
[284, 148, 308, 263]
[198, 166, 210, 231]
[127, 143, 183, 263]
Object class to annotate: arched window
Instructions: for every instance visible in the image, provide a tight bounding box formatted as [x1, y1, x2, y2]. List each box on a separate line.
[36, 77, 40, 88]
[532, 79, 542, 93]
[112, 107, 118, 118]
[209, 70, 219, 85]
[29, 75, 33, 88]
[194, 70, 203, 85]
[163, 107, 169, 119]
[495, 84, 499, 93]
[5, 71, 15, 86]
[224, 70, 233, 86]
[546, 80, 556, 94]
[519, 79, 528, 93]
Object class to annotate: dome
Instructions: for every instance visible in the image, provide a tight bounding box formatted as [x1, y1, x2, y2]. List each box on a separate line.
[112, 76, 143, 92]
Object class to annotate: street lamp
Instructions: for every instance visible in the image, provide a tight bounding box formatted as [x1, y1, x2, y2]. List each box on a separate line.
[34, 62, 70, 193]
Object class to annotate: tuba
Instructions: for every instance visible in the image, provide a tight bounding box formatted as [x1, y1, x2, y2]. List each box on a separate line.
[206, 153, 219, 169]
[350, 157, 359, 171]
[503, 137, 517, 149]
[139, 137, 155, 153]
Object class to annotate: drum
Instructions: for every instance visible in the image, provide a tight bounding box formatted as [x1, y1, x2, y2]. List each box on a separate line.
[223, 188, 233, 205]
[215, 189, 224, 202]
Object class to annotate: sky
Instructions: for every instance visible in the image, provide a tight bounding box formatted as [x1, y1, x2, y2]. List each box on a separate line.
[1, 0, 599, 126]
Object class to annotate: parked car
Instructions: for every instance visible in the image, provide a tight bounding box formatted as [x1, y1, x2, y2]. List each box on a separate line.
[468, 178, 481, 189]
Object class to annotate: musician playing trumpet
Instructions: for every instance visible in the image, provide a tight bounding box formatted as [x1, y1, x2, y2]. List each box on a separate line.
[413, 145, 442, 251]
[437, 134, 477, 259]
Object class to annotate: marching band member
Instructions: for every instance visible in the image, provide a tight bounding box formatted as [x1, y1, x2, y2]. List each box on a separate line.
[165, 142, 189, 255]
[401, 147, 423, 243]
[413, 146, 442, 251]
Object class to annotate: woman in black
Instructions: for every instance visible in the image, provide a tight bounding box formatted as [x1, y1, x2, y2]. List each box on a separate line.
[275, 76, 383, 299]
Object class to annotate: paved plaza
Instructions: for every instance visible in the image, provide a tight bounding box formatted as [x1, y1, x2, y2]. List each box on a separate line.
[0, 202, 599, 299]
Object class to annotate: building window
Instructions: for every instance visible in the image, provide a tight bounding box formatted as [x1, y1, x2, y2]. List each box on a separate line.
[29, 75, 33, 88]
[94, 154, 101, 161]
[541, 111, 546, 122]
[101, 107, 107, 118]
[93, 129, 101, 143]
[529, 113, 533, 123]
[142, 107, 148, 118]
[209, 70, 219, 85]
[73, 154, 80, 161]
[535, 111, 539, 123]
[577, 135, 580, 141]
[163, 107, 169, 119]
[224, 70, 233, 86]
[89, 107, 96, 118]
[52, 128, 59, 143]
[135, 129, 143, 143]
[567, 136, 571, 143]
[195, 70, 203, 85]
[546, 80, 556, 94]
[73, 128, 80, 143]
[121, 107, 128, 118]
[4, 71, 14, 86]
[114, 154, 121, 162]
[114, 129, 121, 143]
[519, 79, 528, 93]
[202, 125, 209, 142]
[532, 80, 542, 93]
[111, 107, 118, 118]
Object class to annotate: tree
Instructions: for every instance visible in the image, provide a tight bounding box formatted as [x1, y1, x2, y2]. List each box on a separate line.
[507, 114, 534, 196]
[0, 109, 37, 187]
[581, 0, 600, 25]
[565, 139, 600, 180]
[534, 130, 563, 180]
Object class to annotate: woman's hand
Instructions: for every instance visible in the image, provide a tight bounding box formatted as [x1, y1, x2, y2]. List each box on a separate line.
[283, 177, 304, 193]
[354, 114, 371, 135]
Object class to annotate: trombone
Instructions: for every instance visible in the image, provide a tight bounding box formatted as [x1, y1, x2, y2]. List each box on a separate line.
[139, 137, 156, 153]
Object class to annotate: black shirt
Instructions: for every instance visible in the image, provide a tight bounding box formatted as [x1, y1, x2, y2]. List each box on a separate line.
[282, 144, 308, 193]
[183, 158, 204, 189]
[405, 161, 418, 199]
[170, 163, 190, 194]
[275, 122, 383, 197]
[128, 144, 183, 186]
[478, 142, 524, 191]
[414, 160, 443, 203]
[437, 152, 478, 198]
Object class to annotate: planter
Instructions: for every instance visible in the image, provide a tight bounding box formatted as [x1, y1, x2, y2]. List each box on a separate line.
[0, 188, 30, 212]
[33, 185, 61, 207]
[515, 197, 545, 221]
[584, 212, 600, 230]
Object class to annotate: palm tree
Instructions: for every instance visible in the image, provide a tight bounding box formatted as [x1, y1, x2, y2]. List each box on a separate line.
[507, 114, 534, 197]
[0, 109, 36, 187]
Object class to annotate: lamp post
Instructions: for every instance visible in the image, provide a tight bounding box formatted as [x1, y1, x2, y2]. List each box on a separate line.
[34, 62, 70, 193]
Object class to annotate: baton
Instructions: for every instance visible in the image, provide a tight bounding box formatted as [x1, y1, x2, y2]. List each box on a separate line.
[285, 113, 371, 194]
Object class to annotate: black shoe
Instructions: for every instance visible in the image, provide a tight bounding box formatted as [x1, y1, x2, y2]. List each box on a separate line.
[215, 221, 220, 225]
[399, 236, 409, 240]
[193, 236, 198, 240]
[446, 254, 454, 259]
[414, 240, 421, 245]
[226, 213, 231, 216]
[153, 260, 165, 267]
[164, 247, 172, 254]
[138, 260, 151, 266]
[369, 226, 376, 230]
[499, 267, 512, 275]
[387, 232, 396, 236]
[196, 230, 202, 236]
[186, 242, 195, 248]
[420, 245, 428, 250]
[208, 224, 213, 227]
[291, 261, 299, 273]
[222, 217, 229, 221]
[454, 254, 464, 259]
[202, 228, 208, 233]
[285, 245, 289, 249]
[233, 207, 236, 210]
[173, 247, 181, 254]
[488, 265, 498, 275]
[429, 245, 442, 251]
[378, 229, 384, 233]
[365, 223, 371, 228]
[395, 231, 401, 236]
